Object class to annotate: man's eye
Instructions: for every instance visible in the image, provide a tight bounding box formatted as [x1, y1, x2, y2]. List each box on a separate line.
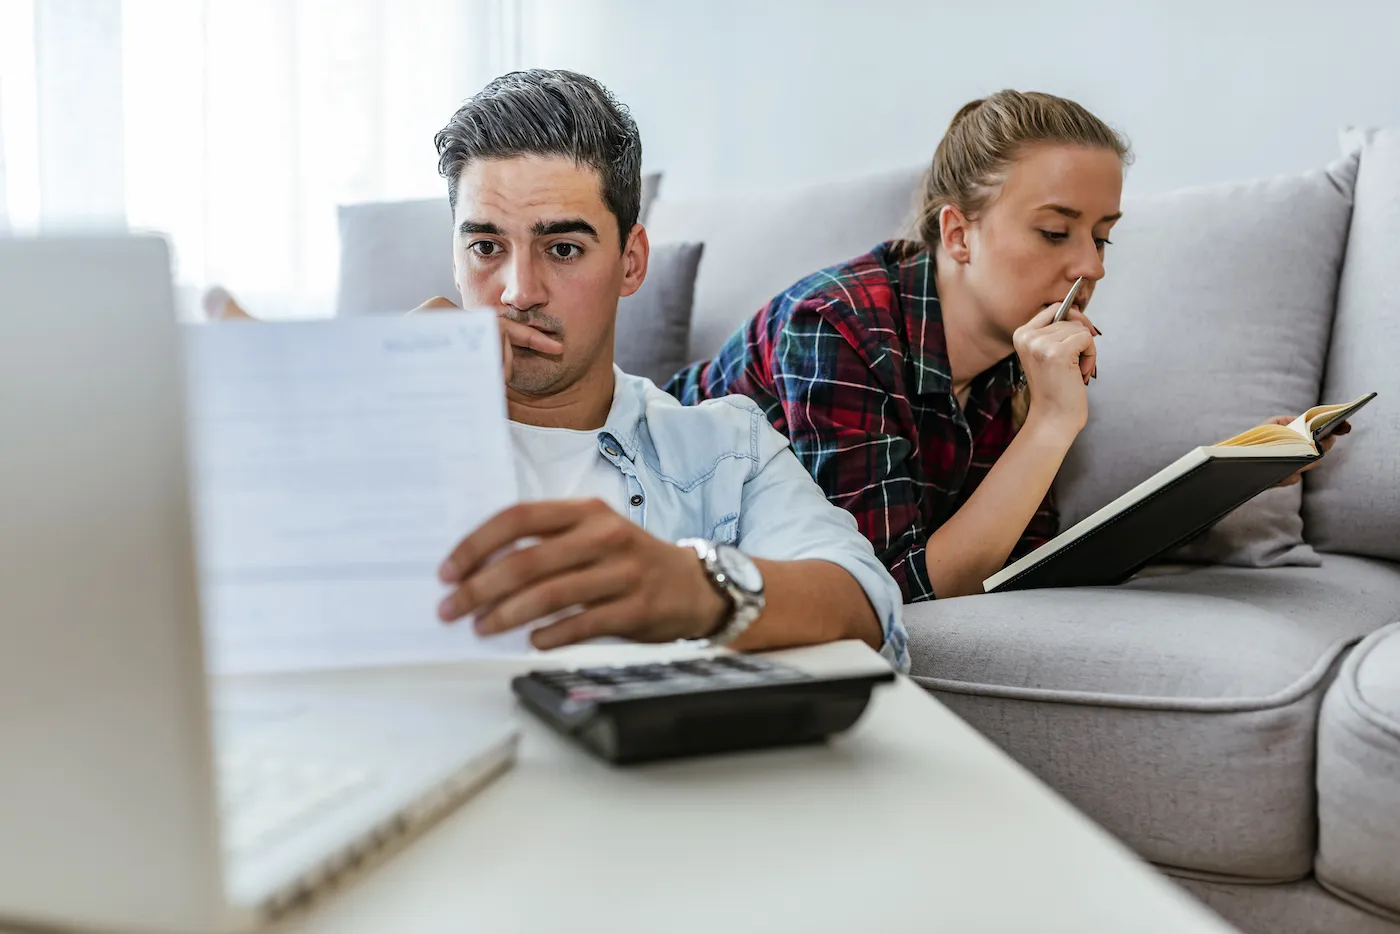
[1039, 230, 1069, 243]
[470, 241, 500, 257]
[549, 243, 582, 260]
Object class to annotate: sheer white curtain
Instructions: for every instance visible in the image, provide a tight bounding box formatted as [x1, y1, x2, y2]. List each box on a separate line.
[0, 0, 520, 317]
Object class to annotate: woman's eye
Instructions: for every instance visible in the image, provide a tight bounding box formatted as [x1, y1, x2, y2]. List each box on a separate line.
[1040, 230, 1069, 243]
[549, 243, 582, 260]
[1095, 238, 1114, 250]
[470, 241, 500, 257]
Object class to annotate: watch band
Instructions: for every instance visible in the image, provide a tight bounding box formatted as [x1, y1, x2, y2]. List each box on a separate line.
[677, 538, 765, 647]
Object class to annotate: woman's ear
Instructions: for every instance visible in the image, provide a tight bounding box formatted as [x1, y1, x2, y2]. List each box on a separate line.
[939, 204, 973, 264]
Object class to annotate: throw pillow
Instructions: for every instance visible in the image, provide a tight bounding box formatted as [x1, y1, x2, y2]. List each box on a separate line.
[615, 242, 704, 386]
[1054, 155, 1359, 568]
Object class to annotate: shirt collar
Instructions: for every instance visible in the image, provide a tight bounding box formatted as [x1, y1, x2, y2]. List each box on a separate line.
[885, 241, 1022, 402]
[600, 365, 644, 461]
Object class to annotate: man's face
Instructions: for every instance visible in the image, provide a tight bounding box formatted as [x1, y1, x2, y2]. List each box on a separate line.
[452, 155, 647, 395]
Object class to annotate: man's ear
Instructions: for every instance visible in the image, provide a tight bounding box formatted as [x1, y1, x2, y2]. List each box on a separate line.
[939, 204, 973, 264]
[618, 224, 649, 299]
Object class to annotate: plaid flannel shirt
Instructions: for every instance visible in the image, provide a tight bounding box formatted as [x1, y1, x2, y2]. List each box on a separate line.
[666, 240, 1058, 604]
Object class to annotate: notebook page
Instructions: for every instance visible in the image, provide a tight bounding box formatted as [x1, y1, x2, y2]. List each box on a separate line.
[184, 312, 530, 674]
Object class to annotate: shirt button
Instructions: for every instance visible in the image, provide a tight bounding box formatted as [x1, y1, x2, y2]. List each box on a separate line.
[604, 445, 620, 457]
[629, 494, 644, 507]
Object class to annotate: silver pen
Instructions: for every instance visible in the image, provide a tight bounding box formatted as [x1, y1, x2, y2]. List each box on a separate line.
[1052, 277, 1085, 323]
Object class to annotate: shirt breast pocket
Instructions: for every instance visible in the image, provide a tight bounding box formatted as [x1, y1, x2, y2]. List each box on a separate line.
[644, 449, 750, 546]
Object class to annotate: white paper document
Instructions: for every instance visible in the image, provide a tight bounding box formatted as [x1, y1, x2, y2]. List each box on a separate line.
[184, 312, 528, 674]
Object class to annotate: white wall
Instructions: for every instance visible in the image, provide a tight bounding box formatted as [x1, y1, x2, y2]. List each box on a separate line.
[520, 0, 1400, 198]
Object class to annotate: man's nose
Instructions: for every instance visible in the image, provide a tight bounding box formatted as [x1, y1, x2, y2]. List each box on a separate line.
[501, 251, 547, 310]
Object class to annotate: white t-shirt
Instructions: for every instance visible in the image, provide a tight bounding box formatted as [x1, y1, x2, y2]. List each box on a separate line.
[508, 420, 629, 513]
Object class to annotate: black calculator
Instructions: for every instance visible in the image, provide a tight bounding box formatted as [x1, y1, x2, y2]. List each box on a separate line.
[510, 655, 894, 765]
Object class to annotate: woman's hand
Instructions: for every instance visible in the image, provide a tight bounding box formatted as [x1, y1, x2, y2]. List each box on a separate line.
[1012, 303, 1101, 439]
[1267, 415, 1351, 486]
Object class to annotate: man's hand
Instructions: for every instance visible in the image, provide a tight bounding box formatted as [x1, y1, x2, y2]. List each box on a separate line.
[436, 499, 729, 649]
[1268, 415, 1352, 486]
[410, 296, 562, 384]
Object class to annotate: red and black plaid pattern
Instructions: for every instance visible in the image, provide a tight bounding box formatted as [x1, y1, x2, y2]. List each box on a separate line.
[667, 240, 1057, 603]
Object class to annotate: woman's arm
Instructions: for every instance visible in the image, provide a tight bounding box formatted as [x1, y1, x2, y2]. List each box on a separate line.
[922, 304, 1096, 597]
[921, 415, 1076, 597]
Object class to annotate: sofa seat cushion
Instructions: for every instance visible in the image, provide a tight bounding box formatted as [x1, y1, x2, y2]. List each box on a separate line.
[903, 555, 1400, 881]
[1317, 621, 1400, 921]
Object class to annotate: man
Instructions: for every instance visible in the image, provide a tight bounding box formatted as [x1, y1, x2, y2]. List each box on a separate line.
[216, 70, 906, 668]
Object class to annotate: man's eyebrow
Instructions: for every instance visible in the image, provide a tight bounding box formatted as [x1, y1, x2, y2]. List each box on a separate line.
[1039, 203, 1123, 223]
[531, 219, 600, 241]
[457, 220, 503, 237]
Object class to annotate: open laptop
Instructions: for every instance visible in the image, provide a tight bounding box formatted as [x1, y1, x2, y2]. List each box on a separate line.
[0, 235, 519, 933]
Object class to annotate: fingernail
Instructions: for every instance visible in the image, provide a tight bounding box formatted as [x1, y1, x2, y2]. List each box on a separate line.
[437, 596, 456, 621]
[438, 560, 457, 582]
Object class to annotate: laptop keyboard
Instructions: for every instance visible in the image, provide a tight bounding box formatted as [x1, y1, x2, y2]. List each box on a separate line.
[218, 754, 376, 855]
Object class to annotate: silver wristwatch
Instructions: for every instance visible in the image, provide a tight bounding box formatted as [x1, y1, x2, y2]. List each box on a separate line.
[677, 538, 766, 647]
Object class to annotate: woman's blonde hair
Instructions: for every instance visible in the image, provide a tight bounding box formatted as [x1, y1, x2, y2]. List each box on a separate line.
[916, 91, 1131, 428]
[916, 90, 1132, 250]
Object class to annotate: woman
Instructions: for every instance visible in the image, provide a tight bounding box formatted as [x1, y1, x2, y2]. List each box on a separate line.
[671, 90, 1246, 602]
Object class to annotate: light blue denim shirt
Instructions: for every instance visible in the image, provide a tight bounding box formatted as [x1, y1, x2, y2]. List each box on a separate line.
[584, 367, 907, 670]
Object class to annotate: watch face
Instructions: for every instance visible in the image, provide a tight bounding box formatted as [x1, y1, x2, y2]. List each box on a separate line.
[716, 545, 763, 593]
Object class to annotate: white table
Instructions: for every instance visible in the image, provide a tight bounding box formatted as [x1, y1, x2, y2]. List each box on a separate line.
[250, 640, 1235, 934]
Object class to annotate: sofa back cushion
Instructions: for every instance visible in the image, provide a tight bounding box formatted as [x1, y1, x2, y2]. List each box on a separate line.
[1303, 129, 1400, 561]
[644, 165, 923, 363]
[1054, 156, 1358, 567]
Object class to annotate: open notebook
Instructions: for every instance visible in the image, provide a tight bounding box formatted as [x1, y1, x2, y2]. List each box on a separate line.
[983, 393, 1378, 594]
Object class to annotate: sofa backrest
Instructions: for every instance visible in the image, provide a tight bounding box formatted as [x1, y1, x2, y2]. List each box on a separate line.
[644, 165, 924, 363]
[1303, 129, 1400, 562]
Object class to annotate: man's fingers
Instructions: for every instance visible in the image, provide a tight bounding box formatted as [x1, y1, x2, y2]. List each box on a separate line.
[474, 563, 635, 636]
[528, 596, 642, 650]
[500, 318, 564, 355]
[410, 296, 461, 314]
[438, 501, 594, 584]
[441, 523, 608, 619]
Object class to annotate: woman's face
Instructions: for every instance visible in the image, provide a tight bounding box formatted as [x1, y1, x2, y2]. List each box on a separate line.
[958, 143, 1123, 338]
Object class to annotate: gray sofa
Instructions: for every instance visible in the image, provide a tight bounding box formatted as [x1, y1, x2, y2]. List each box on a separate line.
[335, 129, 1400, 934]
[646, 130, 1400, 934]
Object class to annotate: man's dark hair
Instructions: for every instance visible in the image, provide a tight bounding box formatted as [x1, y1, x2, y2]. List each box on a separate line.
[435, 69, 643, 249]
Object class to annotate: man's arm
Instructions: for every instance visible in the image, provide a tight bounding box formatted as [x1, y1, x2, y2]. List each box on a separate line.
[766, 301, 934, 605]
[720, 401, 905, 667]
[432, 494, 894, 662]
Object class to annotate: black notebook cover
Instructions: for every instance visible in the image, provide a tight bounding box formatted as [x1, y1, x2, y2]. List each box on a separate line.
[985, 454, 1311, 594]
